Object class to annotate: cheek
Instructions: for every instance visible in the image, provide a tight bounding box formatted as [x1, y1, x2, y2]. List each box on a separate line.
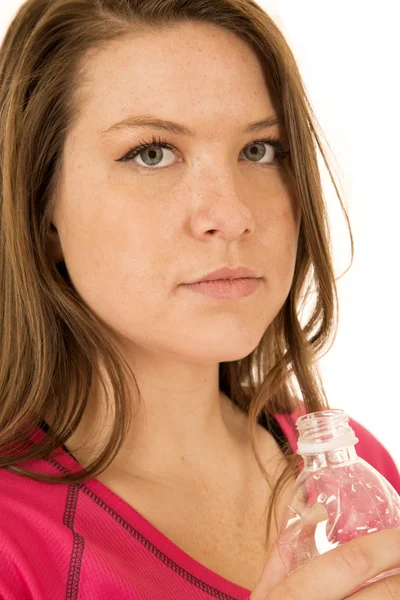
[58, 193, 173, 313]
[259, 185, 300, 238]
[258, 197, 300, 286]
[277, 206, 300, 271]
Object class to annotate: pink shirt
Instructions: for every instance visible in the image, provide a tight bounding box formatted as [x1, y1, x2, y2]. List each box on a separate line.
[1, 408, 399, 599]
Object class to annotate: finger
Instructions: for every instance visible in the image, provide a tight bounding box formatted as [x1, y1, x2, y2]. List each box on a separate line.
[250, 498, 331, 600]
[249, 541, 287, 600]
[268, 529, 400, 600]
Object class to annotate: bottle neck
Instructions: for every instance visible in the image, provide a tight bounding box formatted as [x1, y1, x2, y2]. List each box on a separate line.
[296, 408, 359, 456]
[302, 445, 358, 471]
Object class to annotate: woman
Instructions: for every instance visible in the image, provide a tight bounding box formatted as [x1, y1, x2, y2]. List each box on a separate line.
[0, 0, 399, 598]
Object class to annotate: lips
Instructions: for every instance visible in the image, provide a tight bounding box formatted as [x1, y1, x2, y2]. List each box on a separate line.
[183, 277, 261, 299]
[188, 266, 260, 284]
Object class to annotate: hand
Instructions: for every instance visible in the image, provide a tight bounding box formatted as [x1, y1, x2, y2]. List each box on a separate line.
[249, 528, 400, 599]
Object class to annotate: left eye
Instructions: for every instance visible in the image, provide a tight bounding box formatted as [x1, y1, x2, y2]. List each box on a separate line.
[116, 136, 290, 169]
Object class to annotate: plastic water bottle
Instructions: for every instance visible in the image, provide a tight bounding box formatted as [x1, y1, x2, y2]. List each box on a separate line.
[276, 409, 400, 592]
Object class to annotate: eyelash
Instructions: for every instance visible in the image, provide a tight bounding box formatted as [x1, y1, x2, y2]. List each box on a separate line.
[116, 134, 290, 169]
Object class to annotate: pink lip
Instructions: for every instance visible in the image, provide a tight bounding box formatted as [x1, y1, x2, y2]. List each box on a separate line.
[182, 278, 261, 299]
[187, 266, 260, 284]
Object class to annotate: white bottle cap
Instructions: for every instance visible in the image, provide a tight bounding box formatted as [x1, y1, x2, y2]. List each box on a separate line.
[297, 430, 359, 455]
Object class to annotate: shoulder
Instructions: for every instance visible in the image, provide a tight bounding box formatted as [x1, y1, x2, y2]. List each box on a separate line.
[0, 466, 47, 595]
[0, 462, 72, 589]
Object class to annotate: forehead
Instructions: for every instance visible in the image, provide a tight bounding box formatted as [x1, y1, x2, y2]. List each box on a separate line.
[74, 23, 276, 138]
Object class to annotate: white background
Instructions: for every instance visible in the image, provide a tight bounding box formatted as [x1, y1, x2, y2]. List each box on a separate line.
[270, 0, 399, 467]
[1, 1, 398, 467]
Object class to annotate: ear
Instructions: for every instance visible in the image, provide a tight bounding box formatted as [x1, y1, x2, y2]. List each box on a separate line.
[47, 222, 64, 263]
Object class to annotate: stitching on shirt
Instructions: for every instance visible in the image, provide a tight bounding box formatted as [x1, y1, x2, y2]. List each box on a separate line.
[46, 456, 243, 600]
[63, 483, 85, 599]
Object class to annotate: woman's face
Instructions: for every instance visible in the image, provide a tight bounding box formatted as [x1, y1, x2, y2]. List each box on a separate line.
[50, 22, 301, 365]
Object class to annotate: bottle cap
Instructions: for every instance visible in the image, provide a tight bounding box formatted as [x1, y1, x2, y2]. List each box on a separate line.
[297, 430, 359, 454]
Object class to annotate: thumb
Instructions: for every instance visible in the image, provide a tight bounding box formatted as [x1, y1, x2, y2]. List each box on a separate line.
[249, 501, 330, 599]
[249, 539, 287, 600]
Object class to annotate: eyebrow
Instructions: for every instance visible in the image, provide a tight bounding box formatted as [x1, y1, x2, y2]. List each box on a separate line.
[101, 114, 281, 137]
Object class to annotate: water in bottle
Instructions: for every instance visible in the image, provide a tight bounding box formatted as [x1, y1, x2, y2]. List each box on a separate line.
[276, 409, 400, 593]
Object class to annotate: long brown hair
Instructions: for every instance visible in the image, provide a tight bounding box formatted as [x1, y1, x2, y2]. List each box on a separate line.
[0, 0, 353, 551]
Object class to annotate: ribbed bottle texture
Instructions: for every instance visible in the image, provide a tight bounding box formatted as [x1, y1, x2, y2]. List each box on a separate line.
[276, 409, 400, 593]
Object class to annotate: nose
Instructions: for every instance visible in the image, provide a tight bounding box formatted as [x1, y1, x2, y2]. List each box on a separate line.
[189, 166, 256, 241]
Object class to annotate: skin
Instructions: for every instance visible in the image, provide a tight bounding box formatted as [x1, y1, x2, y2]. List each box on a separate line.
[47, 21, 301, 486]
